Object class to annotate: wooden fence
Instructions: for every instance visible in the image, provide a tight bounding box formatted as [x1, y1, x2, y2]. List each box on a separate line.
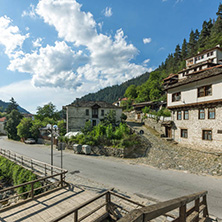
[119, 190, 209, 222]
[50, 189, 145, 222]
[0, 148, 68, 212]
[50, 190, 209, 222]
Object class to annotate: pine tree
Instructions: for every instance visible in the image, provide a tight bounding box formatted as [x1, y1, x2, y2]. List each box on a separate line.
[181, 39, 188, 59]
[188, 30, 198, 57]
[6, 97, 18, 114]
[208, 4, 222, 48]
[173, 44, 182, 71]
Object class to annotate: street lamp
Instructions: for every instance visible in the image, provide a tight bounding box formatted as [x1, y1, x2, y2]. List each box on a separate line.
[46, 124, 59, 174]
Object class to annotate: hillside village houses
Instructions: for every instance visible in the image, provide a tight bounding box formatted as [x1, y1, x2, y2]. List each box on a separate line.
[0, 117, 6, 135]
[63, 100, 122, 132]
[164, 45, 222, 150]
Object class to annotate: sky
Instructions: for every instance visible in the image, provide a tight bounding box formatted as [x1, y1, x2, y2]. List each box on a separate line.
[0, 0, 219, 113]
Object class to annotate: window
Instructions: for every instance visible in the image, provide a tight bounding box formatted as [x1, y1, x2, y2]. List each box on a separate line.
[101, 110, 104, 116]
[86, 109, 89, 116]
[92, 108, 98, 118]
[92, 120, 97, 126]
[197, 85, 212, 97]
[208, 108, 215, 119]
[199, 109, 205, 119]
[202, 130, 212, 141]
[181, 129, 188, 138]
[172, 92, 181, 102]
[201, 55, 204, 59]
[184, 110, 189, 120]
[177, 111, 182, 120]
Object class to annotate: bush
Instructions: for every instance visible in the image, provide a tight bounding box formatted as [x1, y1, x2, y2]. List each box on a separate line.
[0, 156, 42, 197]
[63, 120, 140, 149]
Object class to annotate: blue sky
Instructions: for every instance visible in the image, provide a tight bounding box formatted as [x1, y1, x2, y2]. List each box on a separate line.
[0, 0, 219, 113]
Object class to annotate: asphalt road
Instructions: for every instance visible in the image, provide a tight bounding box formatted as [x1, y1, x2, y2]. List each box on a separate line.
[0, 136, 221, 218]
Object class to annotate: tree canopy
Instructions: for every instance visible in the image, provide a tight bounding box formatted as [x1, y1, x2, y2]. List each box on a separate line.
[35, 102, 60, 121]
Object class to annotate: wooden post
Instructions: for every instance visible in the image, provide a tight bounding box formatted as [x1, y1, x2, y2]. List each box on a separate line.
[60, 173, 64, 188]
[203, 195, 209, 217]
[31, 182, 34, 199]
[45, 164, 47, 176]
[31, 160, 33, 170]
[179, 205, 186, 222]
[106, 192, 111, 213]
[21, 156, 23, 165]
[74, 211, 78, 222]
[195, 198, 200, 222]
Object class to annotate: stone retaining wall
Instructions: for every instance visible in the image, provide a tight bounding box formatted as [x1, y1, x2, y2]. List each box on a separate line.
[143, 118, 165, 135]
[61, 142, 137, 158]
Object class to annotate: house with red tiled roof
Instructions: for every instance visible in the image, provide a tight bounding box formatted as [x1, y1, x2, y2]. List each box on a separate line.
[113, 98, 128, 107]
[163, 46, 222, 150]
[0, 117, 6, 135]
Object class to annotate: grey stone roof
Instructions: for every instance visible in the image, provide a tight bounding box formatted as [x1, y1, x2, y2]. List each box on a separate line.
[65, 100, 122, 109]
[165, 65, 222, 90]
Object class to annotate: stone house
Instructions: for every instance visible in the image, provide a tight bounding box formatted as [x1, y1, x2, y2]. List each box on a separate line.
[64, 100, 122, 132]
[164, 46, 222, 150]
[0, 117, 6, 135]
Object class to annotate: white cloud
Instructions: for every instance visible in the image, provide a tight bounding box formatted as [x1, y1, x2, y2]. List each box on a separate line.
[5, 0, 149, 94]
[36, 0, 97, 46]
[158, 47, 165, 51]
[0, 16, 29, 58]
[22, 4, 37, 18]
[0, 80, 84, 114]
[104, 7, 113, 17]
[8, 41, 89, 89]
[143, 59, 150, 64]
[143, 38, 152, 44]
[32, 37, 43, 48]
[30, 0, 148, 89]
[98, 22, 103, 31]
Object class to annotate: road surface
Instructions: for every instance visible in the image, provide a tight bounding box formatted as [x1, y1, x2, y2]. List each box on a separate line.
[0, 136, 221, 218]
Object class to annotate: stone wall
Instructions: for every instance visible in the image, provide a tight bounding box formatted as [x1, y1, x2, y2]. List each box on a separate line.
[143, 118, 165, 135]
[126, 111, 166, 136]
[173, 105, 222, 151]
[63, 142, 137, 158]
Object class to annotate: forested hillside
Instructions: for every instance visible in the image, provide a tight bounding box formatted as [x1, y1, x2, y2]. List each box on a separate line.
[0, 99, 29, 114]
[79, 3, 222, 104]
[78, 72, 150, 103]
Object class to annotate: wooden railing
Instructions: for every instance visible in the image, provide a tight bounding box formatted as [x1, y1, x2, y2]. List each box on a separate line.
[50, 189, 145, 222]
[0, 148, 65, 175]
[119, 191, 209, 222]
[0, 148, 68, 212]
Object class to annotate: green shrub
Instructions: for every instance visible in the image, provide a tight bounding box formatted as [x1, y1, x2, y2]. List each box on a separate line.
[0, 156, 42, 198]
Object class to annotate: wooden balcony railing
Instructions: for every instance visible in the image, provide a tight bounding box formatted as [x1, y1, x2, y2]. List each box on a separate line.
[50, 189, 145, 222]
[119, 191, 209, 222]
[0, 148, 68, 212]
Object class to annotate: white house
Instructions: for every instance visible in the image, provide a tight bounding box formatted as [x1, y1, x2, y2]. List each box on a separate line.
[64, 100, 122, 132]
[0, 117, 6, 135]
[178, 45, 222, 80]
[164, 47, 222, 150]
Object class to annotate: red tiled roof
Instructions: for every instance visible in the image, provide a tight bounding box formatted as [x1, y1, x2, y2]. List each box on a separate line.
[0, 117, 6, 122]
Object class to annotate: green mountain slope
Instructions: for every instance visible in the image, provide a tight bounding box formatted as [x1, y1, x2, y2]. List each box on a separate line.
[79, 72, 150, 103]
[0, 100, 30, 114]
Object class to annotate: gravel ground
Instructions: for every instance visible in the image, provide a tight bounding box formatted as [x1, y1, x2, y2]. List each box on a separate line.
[126, 121, 222, 177]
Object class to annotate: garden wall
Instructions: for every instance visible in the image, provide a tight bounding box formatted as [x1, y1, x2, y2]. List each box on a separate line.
[63, 142, 137, 158]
